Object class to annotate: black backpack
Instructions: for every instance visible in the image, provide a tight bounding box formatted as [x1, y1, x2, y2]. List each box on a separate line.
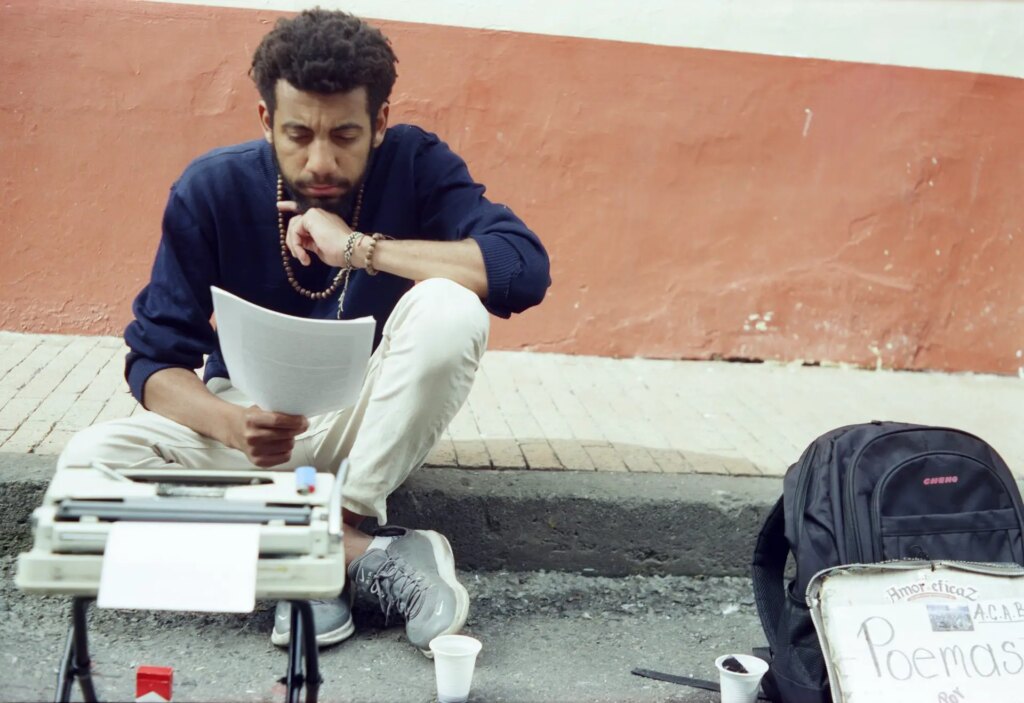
[751, 421, 1024, 703]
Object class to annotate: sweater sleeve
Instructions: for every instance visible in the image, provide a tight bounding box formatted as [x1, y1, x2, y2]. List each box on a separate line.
[414, 132, 551, 318]
[123, 185, 219, 405]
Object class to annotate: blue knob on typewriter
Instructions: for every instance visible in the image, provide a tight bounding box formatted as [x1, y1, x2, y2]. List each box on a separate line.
[295, 465, 317, 495]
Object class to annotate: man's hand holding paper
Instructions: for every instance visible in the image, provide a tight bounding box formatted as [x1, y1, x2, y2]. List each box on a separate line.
[228, 405, 309, 468]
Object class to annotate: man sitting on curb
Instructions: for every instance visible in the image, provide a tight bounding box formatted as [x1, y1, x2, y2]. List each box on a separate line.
[57, 9, 550, 654]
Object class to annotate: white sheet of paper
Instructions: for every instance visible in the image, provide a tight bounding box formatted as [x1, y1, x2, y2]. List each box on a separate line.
[211, 286, 374, 416]
[97, 522, 259, 612]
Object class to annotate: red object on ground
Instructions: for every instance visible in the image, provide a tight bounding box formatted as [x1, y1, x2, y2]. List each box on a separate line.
[136, 665, 173, 701]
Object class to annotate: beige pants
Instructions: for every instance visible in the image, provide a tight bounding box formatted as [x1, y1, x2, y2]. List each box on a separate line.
[58, 278, 490, 524]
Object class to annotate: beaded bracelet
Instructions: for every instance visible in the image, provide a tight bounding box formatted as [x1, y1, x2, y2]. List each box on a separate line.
[365, 233, 384, 276]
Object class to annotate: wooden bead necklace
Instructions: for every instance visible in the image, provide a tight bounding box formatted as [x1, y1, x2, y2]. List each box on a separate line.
[277, 175, 365, 317]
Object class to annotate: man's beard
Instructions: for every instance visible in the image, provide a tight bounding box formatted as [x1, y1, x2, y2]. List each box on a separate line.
[271, 145, 373, 218]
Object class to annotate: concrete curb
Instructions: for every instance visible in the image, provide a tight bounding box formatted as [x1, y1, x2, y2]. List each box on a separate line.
[0, 453, 780, 577]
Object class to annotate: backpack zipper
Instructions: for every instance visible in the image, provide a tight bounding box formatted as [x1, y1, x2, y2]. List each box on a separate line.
[793, 426, 859, 572]
[791, 442, 818, 560]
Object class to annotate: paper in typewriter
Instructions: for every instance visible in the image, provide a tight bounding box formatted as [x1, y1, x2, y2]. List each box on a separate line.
[211, 286, 374, 416]
[98, 522, 259, 612]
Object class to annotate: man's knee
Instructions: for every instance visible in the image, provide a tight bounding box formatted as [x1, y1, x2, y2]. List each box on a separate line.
[387, 278, 491, 378]
[398, 278, 490, 368]
[59, 423, 118, 470]
[57, 419, 155, 470]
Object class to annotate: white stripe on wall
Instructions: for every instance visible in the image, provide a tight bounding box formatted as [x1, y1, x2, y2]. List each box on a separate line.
[142, 0, 1024, 79]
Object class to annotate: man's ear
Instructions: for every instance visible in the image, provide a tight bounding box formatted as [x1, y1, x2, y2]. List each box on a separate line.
[373, 102, 390, 148]
[258, 101, 273, 143]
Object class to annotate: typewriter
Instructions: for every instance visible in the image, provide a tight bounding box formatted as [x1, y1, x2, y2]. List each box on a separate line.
[16, 464, 347, 599]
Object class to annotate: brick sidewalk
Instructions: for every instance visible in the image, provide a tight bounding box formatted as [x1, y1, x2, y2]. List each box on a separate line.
[1, 331, 1021, 476]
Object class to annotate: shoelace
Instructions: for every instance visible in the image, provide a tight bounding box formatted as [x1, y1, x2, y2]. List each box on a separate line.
[363, 557, 428, 623]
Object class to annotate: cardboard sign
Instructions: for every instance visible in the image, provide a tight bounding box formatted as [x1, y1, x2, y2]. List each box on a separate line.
[808, 561, 1024, 703]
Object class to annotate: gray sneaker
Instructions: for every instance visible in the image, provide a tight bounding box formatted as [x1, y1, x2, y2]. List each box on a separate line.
[270, 591, 355, 649]
[348, 527, 469, 656]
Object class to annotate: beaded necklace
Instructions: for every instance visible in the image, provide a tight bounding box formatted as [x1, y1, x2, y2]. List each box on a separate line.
[276, 175, 364, 317]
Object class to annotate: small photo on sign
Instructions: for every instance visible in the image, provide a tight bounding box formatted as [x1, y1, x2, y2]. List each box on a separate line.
[927, 604, 974, 632]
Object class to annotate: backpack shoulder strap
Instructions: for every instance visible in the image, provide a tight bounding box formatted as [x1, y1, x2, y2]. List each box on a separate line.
[751, 495, 788, 652]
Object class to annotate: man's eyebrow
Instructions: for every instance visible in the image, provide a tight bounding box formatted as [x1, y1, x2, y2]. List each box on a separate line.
[280, 121, 363, 131]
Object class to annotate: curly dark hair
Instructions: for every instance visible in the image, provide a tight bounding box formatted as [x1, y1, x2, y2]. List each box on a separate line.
[250, 9, 398, 123]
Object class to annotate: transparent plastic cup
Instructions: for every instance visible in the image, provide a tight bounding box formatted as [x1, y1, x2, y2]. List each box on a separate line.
[715, 654, 768, 703]
[429, 635, 482, 703]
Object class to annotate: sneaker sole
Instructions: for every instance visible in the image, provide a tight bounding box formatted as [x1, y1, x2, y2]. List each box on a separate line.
[418, 531, 470, 658]
[270, 614, 355, 649]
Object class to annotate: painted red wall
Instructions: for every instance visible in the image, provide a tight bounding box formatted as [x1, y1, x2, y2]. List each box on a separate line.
[2, 0, 1022, 373]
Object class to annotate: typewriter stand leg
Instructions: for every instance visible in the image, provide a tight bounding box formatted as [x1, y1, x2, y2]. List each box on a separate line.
[55, 597, 98, 703]
[51, 598, 322, 703]
[284, 600, 322, 703]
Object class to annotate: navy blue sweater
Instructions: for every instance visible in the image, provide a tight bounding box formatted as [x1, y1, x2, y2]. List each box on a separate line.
[125, 124, 550, 404]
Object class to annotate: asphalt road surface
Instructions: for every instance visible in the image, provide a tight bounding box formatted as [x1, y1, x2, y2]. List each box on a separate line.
[1, 557, 765, 702]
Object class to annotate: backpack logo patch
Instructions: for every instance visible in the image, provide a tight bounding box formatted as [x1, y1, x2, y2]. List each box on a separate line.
[923, 476, 959, 486]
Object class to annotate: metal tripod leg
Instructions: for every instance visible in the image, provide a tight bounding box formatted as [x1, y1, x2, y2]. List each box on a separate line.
[51, 596, 321, 703]
[285, 600, 322, 703]
[55, 597, 98, 703]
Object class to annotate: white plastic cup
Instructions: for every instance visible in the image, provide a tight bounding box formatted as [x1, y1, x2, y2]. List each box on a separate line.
[715, 654, 768, 703]
[429, 634, 482, 703]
